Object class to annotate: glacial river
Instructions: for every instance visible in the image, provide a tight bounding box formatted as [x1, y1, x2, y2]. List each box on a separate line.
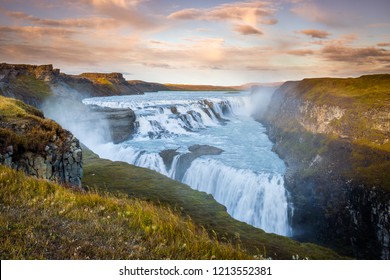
[83, 91, 292, 236]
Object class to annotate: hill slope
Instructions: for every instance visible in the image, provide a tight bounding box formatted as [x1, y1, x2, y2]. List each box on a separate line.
[0, 165, 248, 260]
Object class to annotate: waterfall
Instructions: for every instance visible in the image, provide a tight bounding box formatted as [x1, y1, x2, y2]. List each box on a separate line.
[83, 92, 292, 236]
[182, 158, 291, 236]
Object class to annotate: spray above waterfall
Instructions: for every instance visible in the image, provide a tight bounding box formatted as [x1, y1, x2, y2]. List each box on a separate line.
[83, 91, 293, 236]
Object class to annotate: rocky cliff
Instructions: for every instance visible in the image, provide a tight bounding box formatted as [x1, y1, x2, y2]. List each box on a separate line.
[0, 95, 82, 187]
[0, 63, 142, 107]
[0, 63, 57, 106]
[261, 74, 390, 259]
[0, 63, 138, 144]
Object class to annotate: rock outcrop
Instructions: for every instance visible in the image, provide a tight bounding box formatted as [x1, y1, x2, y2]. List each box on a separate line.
[127, 80, 170, 93]
[173, 145, 224, 180]
[0, 63, 57, 106]
[0, 63, 143, 107]
[0, 96, 83, 187]
[261, 74, 390, 259]
[84, 105, 136, 144]
[0, 63, 60, 82]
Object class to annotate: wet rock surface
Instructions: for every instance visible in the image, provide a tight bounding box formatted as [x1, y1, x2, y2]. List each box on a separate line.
[174, 145, 224, 181]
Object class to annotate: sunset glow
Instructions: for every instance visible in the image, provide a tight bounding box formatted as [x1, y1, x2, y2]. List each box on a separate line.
[0, 0, 389, 85]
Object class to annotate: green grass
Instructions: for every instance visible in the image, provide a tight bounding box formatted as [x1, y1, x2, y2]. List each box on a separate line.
[0, 95, 44, 119]
[12, 74, 53, 101]
[0, 95, 66, 153]
[0, 165, 251, 260]
[163, 84, 239, 91]
[82, 147, 344, 260]
[290, 74, 390, 108]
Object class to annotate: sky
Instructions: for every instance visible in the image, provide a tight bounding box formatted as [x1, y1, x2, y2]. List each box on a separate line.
[0, 0, 389, 85]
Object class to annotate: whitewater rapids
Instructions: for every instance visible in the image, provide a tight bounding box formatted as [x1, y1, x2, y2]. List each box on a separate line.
[83, 91, 293, 236]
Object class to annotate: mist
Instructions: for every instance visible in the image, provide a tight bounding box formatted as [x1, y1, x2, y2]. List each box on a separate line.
[250, 85, 279, 120]
[41, 96, 112, 149]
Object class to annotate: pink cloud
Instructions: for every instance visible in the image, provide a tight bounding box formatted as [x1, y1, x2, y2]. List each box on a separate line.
[298, 29, 331, 39]
[287, 49, 314, 56]
[291, 3, 347, 27]
[234, 24, 263, 36]
[322, 45, 390, 64]
[5, 11, 120, 29]
[168, 1, 277, 35]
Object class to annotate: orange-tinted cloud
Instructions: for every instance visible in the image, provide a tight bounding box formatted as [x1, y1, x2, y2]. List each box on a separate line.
[377, 42, 390, 47]
[287, 49, 314, 56]
[0, 26, 78, 39]
[234, 24, 263, 35]
[5, 11, 119, 29]
[69, 0, 156, 29]
[291, 3, 347, 27]
[322, 45, 390, 64]
[168, 1, 277, 35]
[299, 29, 331, 39]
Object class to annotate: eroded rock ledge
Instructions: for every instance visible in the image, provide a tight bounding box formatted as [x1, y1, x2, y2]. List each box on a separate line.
[0, 96, 83, 187]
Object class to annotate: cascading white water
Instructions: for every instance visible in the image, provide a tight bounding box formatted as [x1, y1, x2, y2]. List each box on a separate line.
[83, 91, 292, 236]
[183, 158, 290, 235]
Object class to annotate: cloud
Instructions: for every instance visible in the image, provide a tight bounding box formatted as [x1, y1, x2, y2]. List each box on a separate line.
[298, 29, 331, 39]
[69, 0, 156, 29]
[377, 42, 390, 47]
[167, 8, 201, 20]
[287, 49, 314, 56]
[5, 11, 120, 29]
[321, 45, 390, 64]
[167, 1, 277, 35]
[168, 1, 276, 24]
[234, 24, 263, 35]
[291, 3, 347, 27]
[0, 26, 78, 39]
[142, 62, 174, 69]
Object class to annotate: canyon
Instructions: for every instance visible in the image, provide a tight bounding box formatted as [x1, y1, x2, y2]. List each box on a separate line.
[0, 63, 389, 259]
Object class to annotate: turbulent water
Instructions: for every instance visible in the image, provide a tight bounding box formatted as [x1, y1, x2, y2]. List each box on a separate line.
[83, 91, 292, 236]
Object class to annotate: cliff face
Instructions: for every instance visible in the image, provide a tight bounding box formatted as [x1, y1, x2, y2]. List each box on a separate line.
[0, 63, 138, 144]
[0, 96, 82, 187]
[65, 72, 143, 97]
[0, 63, 56, 106]
[81, 105, 136, 144]
[262, 75, 390, 259]
[127, 80, 170, 92]
[0, 63, 143, 107]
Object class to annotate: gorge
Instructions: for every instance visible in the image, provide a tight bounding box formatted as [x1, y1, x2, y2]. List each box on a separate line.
[1, 63, 389, 260]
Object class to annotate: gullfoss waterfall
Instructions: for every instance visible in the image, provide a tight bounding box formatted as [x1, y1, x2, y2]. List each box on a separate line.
[83, 91, 292, 236]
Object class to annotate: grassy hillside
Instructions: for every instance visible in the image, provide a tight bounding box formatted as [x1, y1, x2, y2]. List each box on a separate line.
[0, 74, 53, 106]
[294, 74, 390, 108]
[0, 95, 66, 154]
[82, 147, 344, 260]
[0, 165, 250, 260]
[163, 83, 239, 91]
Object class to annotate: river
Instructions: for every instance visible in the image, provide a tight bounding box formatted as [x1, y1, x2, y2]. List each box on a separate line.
[83, 91, 292, 236]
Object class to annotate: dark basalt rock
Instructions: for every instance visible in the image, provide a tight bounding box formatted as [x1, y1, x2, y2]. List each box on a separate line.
[174, 144, 224, 181]
[159, 149, 180, 170]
